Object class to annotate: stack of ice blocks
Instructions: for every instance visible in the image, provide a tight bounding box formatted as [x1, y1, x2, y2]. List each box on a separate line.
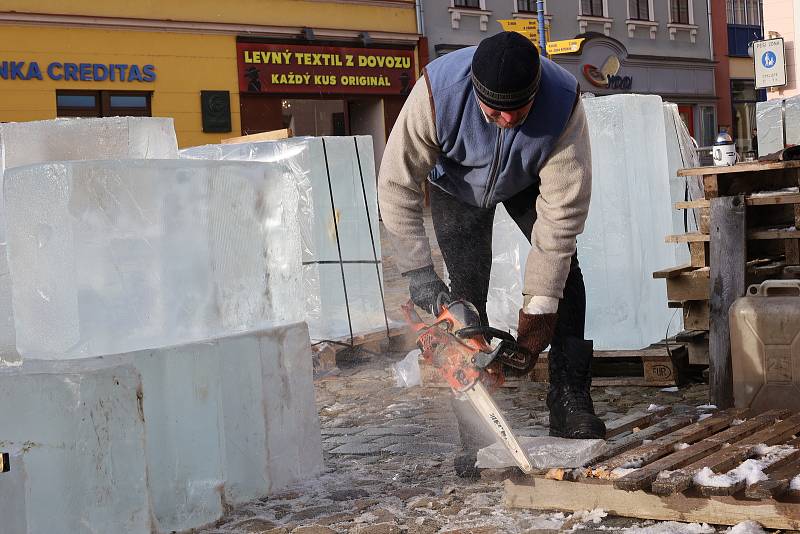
[181, 136, 389, 341]
[485, 95, 686, 349]
[0, 118, 323, 534]
[755, 95, 800, 157]
[0, 117, 179, 365]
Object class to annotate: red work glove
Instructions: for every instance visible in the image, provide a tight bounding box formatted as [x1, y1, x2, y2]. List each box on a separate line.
[516, 309, 558, 356]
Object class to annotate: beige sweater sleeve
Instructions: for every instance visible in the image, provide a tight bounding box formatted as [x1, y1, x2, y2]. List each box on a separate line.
[524, 99, 592, 299]
[378, 77, 440, 274]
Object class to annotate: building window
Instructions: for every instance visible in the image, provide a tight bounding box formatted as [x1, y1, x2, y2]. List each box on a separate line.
[56, 90, 152, 118]
[731, 79, 766, 155]
[670, 0, 690, 24]
[449, 0, 489, 31]
[727, 0, 761, 25]
[454, 0, 480, 8]
[581, 0, 605, 17]
[517, 0, 537, 13]
[629, 0, 650, 20]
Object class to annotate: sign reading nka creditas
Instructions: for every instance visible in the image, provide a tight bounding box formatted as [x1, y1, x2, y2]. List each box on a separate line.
[237, 43, 415, 96]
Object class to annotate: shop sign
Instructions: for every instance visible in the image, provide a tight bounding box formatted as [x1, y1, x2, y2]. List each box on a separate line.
[0, 61, 156, 82]
[754, 37, 786, 89]
[547, 39, 585, 56]
[237, 43, 415, 96]
[582, 55, 632, 91]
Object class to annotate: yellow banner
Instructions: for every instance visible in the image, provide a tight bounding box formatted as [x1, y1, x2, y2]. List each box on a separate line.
[546, 38, 585, 55]
[497, 19, 538, 32]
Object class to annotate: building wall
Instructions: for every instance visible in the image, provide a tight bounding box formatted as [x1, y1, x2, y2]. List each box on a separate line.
[0, 1, 420, 148]
[0, 25, 240, 148]
[422, 0, 712, 60]
[763, 0, 799, 97]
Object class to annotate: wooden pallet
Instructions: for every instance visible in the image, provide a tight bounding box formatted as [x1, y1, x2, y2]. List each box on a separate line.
[531, 345, 689, 387]
[504, 408, 800, 529]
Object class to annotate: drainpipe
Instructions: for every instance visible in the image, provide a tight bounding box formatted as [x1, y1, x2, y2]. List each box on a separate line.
[707, 0, 714, 61]
[537, 0, 547, 57]
[415, 0, 425, 36]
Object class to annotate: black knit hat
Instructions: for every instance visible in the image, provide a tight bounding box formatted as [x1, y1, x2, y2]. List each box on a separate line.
[471, 32, 541, 111]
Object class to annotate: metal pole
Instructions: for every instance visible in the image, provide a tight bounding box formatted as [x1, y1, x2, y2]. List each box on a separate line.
[537, 0, 547, 57]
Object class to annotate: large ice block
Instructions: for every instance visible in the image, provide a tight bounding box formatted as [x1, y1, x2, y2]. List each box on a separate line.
[0, 322, 322, 533]
[485, 96, 680, 349]
[180, 136, 389, 341]
[756, 95, 800, 157]
[0, 359, 152, 534]
[0, 117, 178, 364]
[5, 159, 303, 359]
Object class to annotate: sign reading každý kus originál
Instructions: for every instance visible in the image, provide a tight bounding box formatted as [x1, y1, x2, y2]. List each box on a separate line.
[0, 61, 156, 82]
[237, 43, 415, 96]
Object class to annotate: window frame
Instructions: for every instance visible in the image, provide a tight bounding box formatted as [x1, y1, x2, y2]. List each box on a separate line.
[627, 0, 653, 21]
[453, 0, 482, 8]
[579, 0, 607, 17]
[56, 89, 153, 118]
[669, 0, 693, 25]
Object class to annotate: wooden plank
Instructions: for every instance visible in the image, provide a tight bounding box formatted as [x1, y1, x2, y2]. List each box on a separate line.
[709, 196, 746, 409]
[683, 301, 710, 331]
[652, 264, 694, 279]
[588, 411, 737, 478]
[605, 407, 672, 439]
[593, 416, 697, 465]
[750, 229, 800, 240]
[614, 410, 784, 492]
[665, 232, 710, 244]
[651, 411, 800, 495]
[786, 239, 800, 265]
[698, 440, 800, 497]
[745, 454, 800, 499]
[666, 275, 709, 301]
[687, 336, 710, 365]
[690, 241, 710, 268]
[703, 174, 719, 198]
[221, 128, 293, 144]
[677, 160, 800, 177]
[675, 193, 800, 210]
[504, 477, 800, 530]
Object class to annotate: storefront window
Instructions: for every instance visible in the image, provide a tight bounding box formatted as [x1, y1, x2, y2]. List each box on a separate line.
[670, 0, 690, 24]
[731, 79, 766, 155]
[281, 100, 347, 136]
[56, 90, 151, 118]
[629, 0, 650, 20]
[581, 0, 604, 17]
[727, 0, 761, 25]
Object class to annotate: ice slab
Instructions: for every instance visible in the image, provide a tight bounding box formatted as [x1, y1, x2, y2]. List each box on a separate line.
[0, 117, 178, 365]
[0, 359, 152, 534]
[755, 96, 800, 158]
[476, 436, 606, 469]
[0, 322, 322, 533]
[180, 136, 388, 341]
[5, 159, 303, 359]
[485, 96, 682, 348]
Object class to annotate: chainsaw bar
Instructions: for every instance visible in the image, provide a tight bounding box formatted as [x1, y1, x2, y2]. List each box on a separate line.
[462, 380, 534, 474]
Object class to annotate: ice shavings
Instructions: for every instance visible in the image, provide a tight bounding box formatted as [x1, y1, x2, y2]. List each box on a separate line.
[790, 474, 800, 491]
[698, 413, 713, 421]
[620, 457, 645, 469]
[647, 404, 666, 412]
[725, 520, 768, 534]
[750, 186, 799, 197]
[674, 442, 690, 451]
[697, 404, 717, 410]
[570, 508, 607, 524]
[731, 418, 746, 426]
[611, 467, 639, 478]
[693, 445, 797, 487]
[621, 521, 714, 534]
[660, 386, 679, 393]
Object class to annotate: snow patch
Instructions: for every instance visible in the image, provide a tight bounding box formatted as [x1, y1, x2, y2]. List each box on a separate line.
[647, 404, 666, 412]
[621, 521, 715, 533]
[725, 520, 768, 534]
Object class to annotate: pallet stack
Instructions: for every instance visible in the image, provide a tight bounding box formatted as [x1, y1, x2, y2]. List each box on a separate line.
[654, 160, 800, 369]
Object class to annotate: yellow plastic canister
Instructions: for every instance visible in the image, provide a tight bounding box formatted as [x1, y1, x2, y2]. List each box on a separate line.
[730, 280, 800, 411]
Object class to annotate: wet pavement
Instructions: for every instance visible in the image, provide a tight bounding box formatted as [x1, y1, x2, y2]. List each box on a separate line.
[198, 349, 725, 534]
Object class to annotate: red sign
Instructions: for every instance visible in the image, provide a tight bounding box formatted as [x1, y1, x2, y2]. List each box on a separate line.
[237, 43, 415, 96]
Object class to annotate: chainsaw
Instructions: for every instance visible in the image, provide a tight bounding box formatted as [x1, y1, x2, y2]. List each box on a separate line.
[401, 297, 536, 474]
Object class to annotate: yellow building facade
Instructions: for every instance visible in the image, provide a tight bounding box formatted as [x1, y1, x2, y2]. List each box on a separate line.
[0, 0, 420, 148]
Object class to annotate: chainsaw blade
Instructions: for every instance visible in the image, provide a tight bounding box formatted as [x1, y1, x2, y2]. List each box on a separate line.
[462, 380, 534, 474]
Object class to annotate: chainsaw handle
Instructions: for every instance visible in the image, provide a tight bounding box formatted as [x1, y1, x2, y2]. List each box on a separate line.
[455, 325, 515, 343]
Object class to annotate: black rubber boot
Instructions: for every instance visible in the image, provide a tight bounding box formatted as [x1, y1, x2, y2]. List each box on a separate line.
[547, 336, 606, 439]
[451, 395, 496, 479]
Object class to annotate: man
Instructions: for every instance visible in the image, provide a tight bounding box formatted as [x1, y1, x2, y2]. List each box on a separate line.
[378, 32, 605, 477]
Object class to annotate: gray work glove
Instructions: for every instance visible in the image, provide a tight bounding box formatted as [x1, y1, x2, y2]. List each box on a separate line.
[403, 265, 451, 315]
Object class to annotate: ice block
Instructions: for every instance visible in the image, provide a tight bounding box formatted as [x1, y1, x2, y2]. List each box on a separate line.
[0, 322, 322, 533]
[0, 117, 179, 364]
[0, 360, 152, 534]
[484, 96, 681, 348]
[5, 159, 303, 359]
[756, 98, 784, 157]
[180, 136, 389, 342]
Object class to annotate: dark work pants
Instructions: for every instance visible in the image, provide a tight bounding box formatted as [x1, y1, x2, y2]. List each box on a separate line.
[429, 183, 588, 451]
